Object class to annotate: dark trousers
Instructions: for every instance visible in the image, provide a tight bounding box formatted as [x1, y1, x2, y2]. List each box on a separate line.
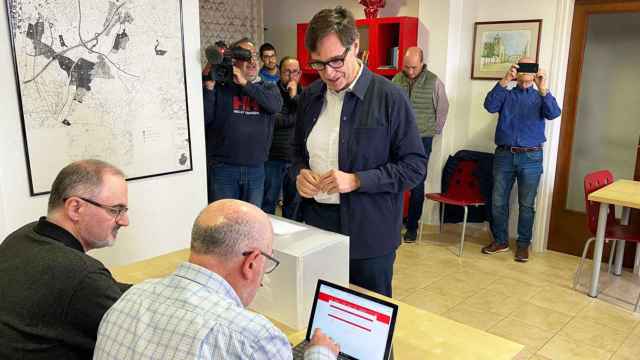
[406, 136, 433, 232]
[303, 200, 396, 297]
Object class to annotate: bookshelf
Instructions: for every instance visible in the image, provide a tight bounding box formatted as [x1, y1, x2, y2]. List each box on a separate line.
[296, 16, 418, 85]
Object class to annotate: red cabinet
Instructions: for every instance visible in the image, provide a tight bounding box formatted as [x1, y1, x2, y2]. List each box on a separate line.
[296, 16, 418, 85]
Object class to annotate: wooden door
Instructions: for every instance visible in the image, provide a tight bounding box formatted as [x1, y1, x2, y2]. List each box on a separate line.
[548, 0, 640, 266]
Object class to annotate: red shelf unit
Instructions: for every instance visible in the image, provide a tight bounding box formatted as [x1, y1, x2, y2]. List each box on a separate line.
[296, 16, 418, 85]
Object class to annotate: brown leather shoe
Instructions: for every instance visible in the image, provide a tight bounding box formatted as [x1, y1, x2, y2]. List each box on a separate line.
[481, 242, 509, 254]
[515, 246, 529, 262]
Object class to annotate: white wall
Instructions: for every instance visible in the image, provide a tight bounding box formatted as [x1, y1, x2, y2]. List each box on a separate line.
[263, 0, 419, 59]
[566, 12, 640, 213]
[0, 0, 208, 267]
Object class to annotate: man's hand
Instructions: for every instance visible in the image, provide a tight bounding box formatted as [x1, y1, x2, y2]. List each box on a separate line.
[309, 328, 340, 357]
[204, 80, 215, 91]
[287, 80, 298, 97]
[296, 169, 321, 198]
[535, 69, 548, 95]
[233, 66, 248, 86]
[499, 64, 518, 87]
[318, 169, 360, 194]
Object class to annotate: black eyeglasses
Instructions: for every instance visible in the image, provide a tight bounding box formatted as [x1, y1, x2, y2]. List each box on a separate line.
[65, 196, 129, 221]
[242, 250, 280, 274]
[308, 47, 351, 71]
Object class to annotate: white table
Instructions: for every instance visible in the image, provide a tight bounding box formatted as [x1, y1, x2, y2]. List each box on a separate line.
[587, 179, 640, 297]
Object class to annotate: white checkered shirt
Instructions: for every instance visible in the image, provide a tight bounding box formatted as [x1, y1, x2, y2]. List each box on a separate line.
[93, 262, 334, 360]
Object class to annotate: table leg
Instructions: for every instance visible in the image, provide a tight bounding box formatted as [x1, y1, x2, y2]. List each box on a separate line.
[589, 202, 609, 297]
[634, 244, 640, 275]
[613, 207, 631, 276]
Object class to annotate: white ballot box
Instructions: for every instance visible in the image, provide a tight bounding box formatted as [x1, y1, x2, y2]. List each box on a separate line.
[249, 216, 349, 330]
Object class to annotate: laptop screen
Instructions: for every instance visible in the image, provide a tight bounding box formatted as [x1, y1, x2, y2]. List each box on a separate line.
[305, 280, 398, 360]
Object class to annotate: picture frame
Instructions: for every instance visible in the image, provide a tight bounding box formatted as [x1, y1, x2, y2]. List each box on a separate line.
[471, 19, 542, 80]
[5, 0, 193, 195]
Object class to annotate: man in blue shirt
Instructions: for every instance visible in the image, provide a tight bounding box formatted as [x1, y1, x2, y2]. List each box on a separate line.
[481, 58, 561, 262]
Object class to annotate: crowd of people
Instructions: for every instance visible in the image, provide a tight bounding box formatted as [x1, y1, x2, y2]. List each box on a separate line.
[0, 5, 561, 360]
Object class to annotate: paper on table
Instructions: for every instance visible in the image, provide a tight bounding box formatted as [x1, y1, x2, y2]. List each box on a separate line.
[271, 217, 307, 235]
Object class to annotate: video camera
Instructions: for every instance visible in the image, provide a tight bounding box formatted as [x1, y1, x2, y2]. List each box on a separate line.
[203, 44, 254, 85]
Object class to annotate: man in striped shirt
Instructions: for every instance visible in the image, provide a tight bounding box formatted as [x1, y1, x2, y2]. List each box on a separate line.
[94, 199, 338, 359]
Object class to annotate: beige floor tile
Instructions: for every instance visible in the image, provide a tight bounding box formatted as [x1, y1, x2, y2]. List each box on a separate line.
[484, 277, 544, 300]
[459, 289, 529, 316]
[423, 271, 495, 298]
[443, 304, 506, 331]
[611, 327, 640, 359]
[577, 300, 640, 332]
[510, 302, 572, 332]
[400, 288, 465, 315]
[537, 336, 613, 360]
[392, 270, 446, 292]
[488, 318, 554, 353]
[558, 317, 628, 352]
[529, 285, 594, 316]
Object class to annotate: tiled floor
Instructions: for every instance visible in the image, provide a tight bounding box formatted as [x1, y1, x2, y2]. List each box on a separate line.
[395, 224, 640, 360]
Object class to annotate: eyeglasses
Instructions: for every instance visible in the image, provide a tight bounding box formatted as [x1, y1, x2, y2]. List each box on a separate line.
[308, 47, 350, 71]
[66, 196, 129, 221]
[261, 54, 277, 60]
[242, 250, 280, 274]
[282, 69, 301, 76]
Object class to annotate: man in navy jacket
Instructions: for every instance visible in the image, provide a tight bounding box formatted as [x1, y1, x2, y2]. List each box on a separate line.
[291, 7, 426, 297]
[203, 38, 283, 206]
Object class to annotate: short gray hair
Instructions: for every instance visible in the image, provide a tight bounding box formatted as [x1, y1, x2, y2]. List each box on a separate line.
[305, 6, 358, 53]
[191, 215, 265, 258]
[47, 159, 125, 213]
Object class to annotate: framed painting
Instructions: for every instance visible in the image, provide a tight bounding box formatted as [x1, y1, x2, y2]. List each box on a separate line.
[471, 19, 542, 80]
[5, 0, 192, 195]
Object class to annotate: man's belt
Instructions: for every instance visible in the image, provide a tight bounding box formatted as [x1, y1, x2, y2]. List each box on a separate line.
[497, 145, 543, 153]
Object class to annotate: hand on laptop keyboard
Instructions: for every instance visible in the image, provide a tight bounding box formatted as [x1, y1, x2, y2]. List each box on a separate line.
[310, 328, 340, 357]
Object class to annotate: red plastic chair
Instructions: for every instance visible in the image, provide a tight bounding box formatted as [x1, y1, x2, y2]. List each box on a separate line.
[574, 170, 640, 310]
[423, 160, 485, 256]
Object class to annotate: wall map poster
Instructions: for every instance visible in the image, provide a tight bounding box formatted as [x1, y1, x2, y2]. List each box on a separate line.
[6, 0, 192, 195]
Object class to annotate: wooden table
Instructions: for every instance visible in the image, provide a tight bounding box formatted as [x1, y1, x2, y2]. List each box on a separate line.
[111, 250, 524, 359]
[587, 179, 640, 297]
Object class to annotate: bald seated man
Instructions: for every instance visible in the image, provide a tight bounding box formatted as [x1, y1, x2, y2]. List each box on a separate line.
[482, 57, 561, 262]
[94, 199, 339, 359]
[392, 46, 449, 242]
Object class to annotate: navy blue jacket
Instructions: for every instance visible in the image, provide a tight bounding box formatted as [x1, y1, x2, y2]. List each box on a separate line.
[203, 80, 282, 166]
[292, 67, 427, 259]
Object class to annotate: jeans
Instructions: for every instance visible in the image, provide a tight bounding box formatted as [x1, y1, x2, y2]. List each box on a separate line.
[406, 137, 433, 232]
[208, 162, 265, 207]
[262, 160, 288, 214]
[491, 148, 543, 247]
[262, 160, 299, 219]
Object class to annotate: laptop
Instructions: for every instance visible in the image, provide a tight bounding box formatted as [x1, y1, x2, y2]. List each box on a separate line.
[292, 279, 399, 360]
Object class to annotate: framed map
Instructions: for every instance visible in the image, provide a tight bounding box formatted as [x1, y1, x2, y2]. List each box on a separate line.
[5, 0, 192, 195]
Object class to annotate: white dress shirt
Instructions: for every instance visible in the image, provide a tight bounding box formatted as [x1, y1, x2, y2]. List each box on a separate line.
[307, 62, 364, 204]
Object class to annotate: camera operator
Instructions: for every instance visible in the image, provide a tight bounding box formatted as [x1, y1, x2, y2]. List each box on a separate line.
[203, 38, 283, 206]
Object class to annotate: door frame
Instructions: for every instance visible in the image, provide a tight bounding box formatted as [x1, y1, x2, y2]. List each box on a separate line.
[547, 0, 640, 255]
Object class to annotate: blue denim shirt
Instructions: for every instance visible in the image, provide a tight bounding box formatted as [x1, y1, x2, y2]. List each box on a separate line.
[484, 83, 562, 147]
[292, 67, 427, 259]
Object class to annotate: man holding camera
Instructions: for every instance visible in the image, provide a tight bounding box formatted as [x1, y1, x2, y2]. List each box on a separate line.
[481, 58, 561, 262]
[203, 38, 283, 206]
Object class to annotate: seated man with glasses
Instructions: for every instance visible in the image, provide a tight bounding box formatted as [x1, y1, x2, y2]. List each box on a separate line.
[203, 37, 283, 208]
[0, 159, 131, 360]
[94, 199, 339, 360]
[262, 56, 304, 220]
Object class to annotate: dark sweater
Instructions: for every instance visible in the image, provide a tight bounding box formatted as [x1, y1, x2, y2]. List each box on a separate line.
[268, 81, 301, 161]
[0, 218, 129, 360]
[203, 80, 283, 166]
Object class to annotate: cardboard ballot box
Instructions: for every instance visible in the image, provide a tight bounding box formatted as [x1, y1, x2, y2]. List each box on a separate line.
[249, 217, 349, 330]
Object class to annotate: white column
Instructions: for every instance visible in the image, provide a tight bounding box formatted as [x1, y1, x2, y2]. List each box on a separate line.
[533, 0, 575, 253]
